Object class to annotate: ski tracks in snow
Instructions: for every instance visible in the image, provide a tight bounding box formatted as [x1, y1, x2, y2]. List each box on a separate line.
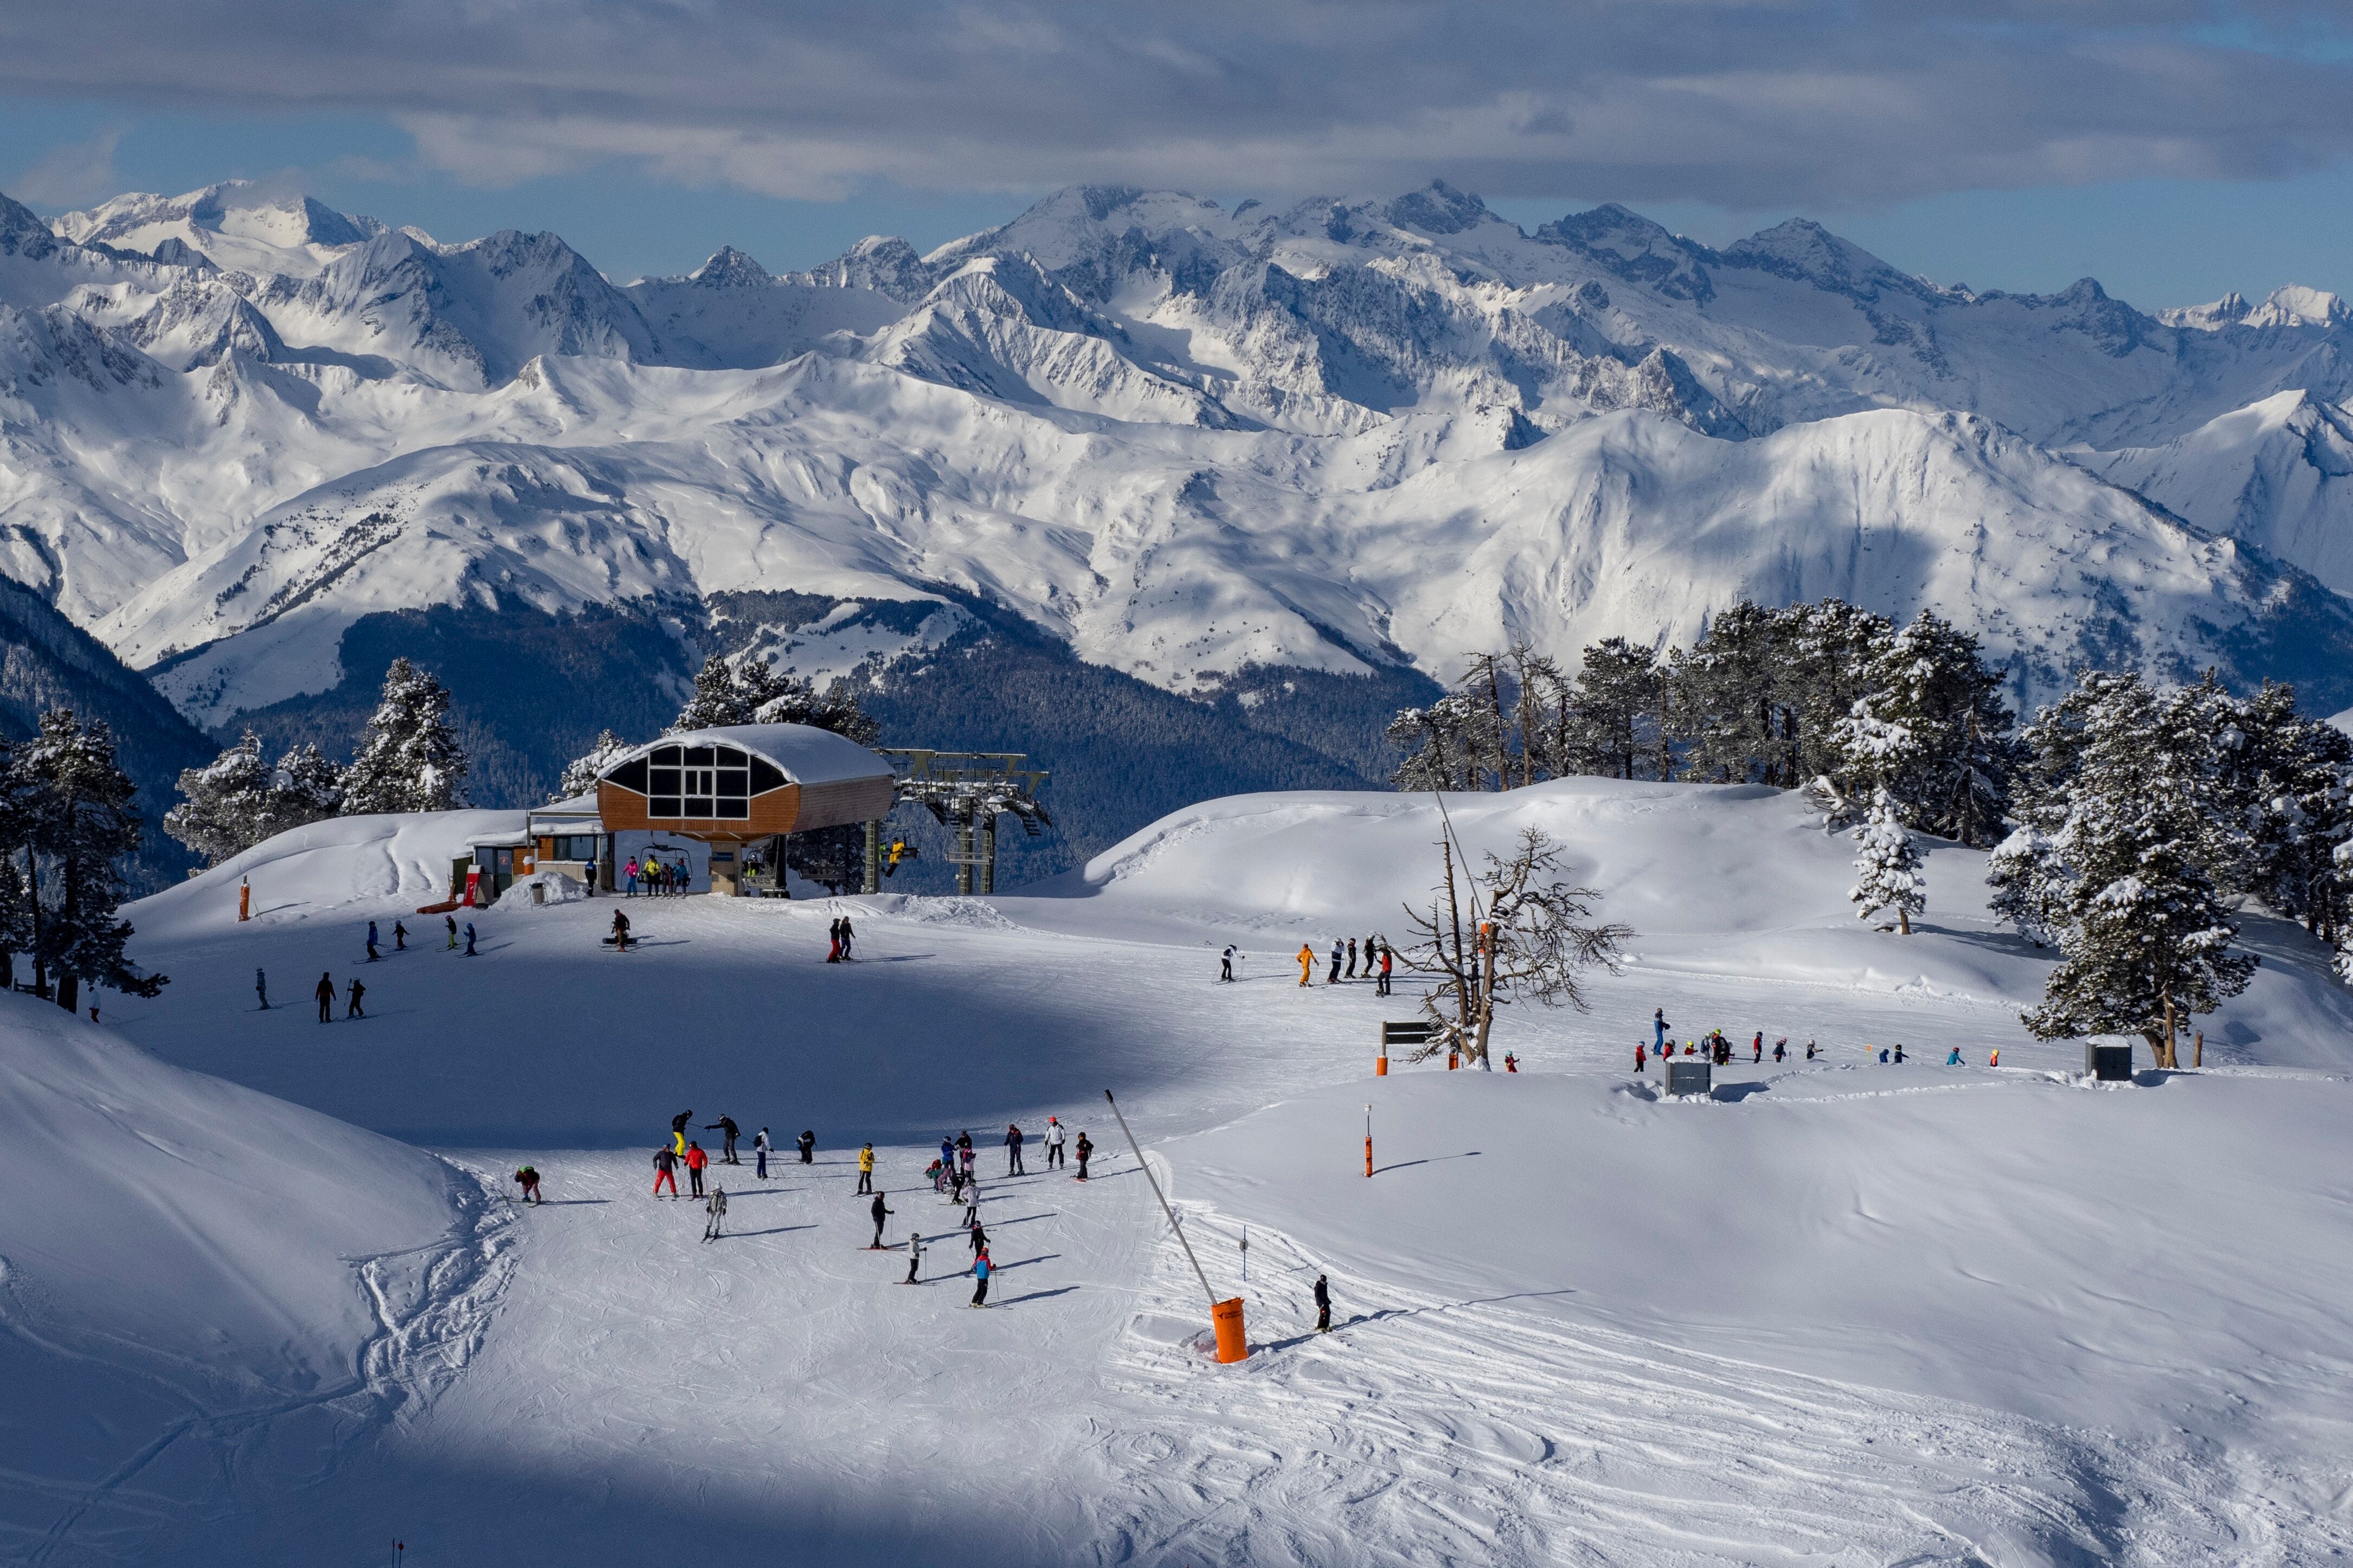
[1097, 1214, 2328, 1567]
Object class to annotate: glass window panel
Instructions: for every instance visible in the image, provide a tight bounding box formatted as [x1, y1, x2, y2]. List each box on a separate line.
[608, 758, 648, 792]
[713, 746, 745, 766]
[651, 746, 681, 765]
[717, 767, 749, 790]
[749, 758, 786, 792]
[683, 798, 713, 818]
[650, 767, 680, 793]
[681, 746, 715, 765]
[717, 797, 749, 818]
[650, 797, 682, 817]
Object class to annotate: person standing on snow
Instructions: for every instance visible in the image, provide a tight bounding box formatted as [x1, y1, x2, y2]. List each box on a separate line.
[857, 1143, 876, 1194]
[1653, 1010, 1668, 1052]
[1074, 1132, 1094, 1181]
[610, 908, 632, 951]
[962, 1177, 981, 1229]
[904, 1227, 924, 1283]
[346, 978, 365, 1019]
[1946, 1047, 1963, 1065]
[754, 1127, 772, 1180]
[1377, 943, 1393, 996]
[1004, 1123, 1024, 1176]
[1805, 1040, 1817, 1061]
[394, 919, 408, 951]
[970, 1247, 992, 1308]
[314, 972, 335, 1023]
[798, 1128, 815, 1164]
[1753, 1033, 1763, 1063]
[685, 1141, 709, 1198]
[464, 922, 478, 956]
[839, 917, 855, 959]
[445, 914, 458, 950]
[967, 1219, 988, 1257]
[366, 921, 381, 962]
[1345, 938, 1358, 979]
[514, 1165, 542, 1203]
[938, 1135, 957, 1191]
[1220, 945, 1235, 982]
[1044, 1117, 1066, 1170]
[869, 1191, 892, 1248]
[672, 1111, 693, 1146]
[956, 1131, 975, 1183]
[827, 918, 843, 963]
[1328, 942, 1342, 985]
[703, 1186, 728, 1242]
[706, 1116, 741, 1164]
[1296, 943, 1315, 986]
[1773, 1038, 1787, 1063]
[652, 1145, 679, 1197]
[255, 968, 269, 1011]
[625, 856, 639, 896]
[1313, 1274, 1332, 1333]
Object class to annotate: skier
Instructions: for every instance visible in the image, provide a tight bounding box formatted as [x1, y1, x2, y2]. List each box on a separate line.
[1635, 1042, 1646, 1072]
[255, 967, 269, 1010]
[703, 1186, 728, 1242]
[705, 1115, 741, 1164]
[939, 1134, 957, 1188]
[464, 922, 478, 956]
[1345, 937, 1359, 979]
[1946, 1047, 1964, 1065]
[1753, 1033, 1763, 1063]
[315, 971, 335, 1023]
[1773, 1037, 1787, 1063]
[625, 856, 639, 896]
[967, 1219, 988, 1256]
[652, 1144, 679, 1198]
[970, 1247, 992, 1308]
[904, 1227, 924, 1284]
[754, 1126, 772, 1179]
[1653, 1009, 1668, 1051]
[513, 1165, 542, 1204]
[1327, 942, 1342, 985]
[1503, 1053, 1518, 1073]
[1805, 1040, 1817, 1061]
[857, 1143, 876, 1194]
[1044, 1117, 1066, 1170]
[672, 1110, 694, 1143]
[445, 914, 457, 950]
[1313, 1274, 1331, 1333]
[956, 1130, 974, 1181]
[1219, 945, 1235, 982]
[367, 920, 381, 962]
[839, 917, 855, 959]
[827, 917, 843, 963]
[685, 1140, 709, 1197]
[1074, 1131, 1093, 1181]
[393, 919, 407, 951]
[346, 978, 365, 1019]
[798, 1128, 815, 1164]
[1377, 942, 1392, 996]
[1989, 1049, 2001, 1068]
[869, 1191, 892, 1249]
[1893, 1043, 1906, 1064]
[1877, 1047, 1889, 1064]
[962, 1177, 981, 1229]
[1296, 943, 1315, 986]
[1004, 1122, 1024, 1176]
[610, 909, 632, 951]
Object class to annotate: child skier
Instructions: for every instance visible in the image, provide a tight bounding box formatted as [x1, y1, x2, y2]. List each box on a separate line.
[1074, 1132, 1093, 1181]
[703, 1186, 728, 1242]
[904, 1227, 924, 1284]
[798, 1129, 816, 1164]
[970, 1248, 992, 1308]
[393, 920, 407, 951]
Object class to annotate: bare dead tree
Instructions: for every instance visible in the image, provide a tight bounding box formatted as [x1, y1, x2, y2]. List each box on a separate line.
[1399, 824, 1630, 1069]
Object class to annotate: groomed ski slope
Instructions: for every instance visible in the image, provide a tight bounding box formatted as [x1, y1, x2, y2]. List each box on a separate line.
[12, 776, 2349, 1563]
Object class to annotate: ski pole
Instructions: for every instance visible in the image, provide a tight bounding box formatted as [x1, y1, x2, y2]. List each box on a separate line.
[1104, 1090, 1218, 1310]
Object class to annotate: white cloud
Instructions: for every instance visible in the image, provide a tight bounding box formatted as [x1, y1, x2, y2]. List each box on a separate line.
[11, 128, 126, 207]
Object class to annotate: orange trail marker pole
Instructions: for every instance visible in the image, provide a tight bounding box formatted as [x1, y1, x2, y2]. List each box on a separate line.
[239, 878, 250, 922]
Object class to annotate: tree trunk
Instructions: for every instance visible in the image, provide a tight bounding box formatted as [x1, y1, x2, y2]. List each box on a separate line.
[57, 973, 77, 1014]
[2162, 993, 2177, 1070]
[1896, 906, 1911, 936]
[25, 851, 45, 999]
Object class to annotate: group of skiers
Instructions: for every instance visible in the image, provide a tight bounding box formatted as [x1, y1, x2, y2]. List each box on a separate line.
[1635, 1009, 1997, 1071]
[1266, 935, 1392, 993]
[272, 914, 479, 1020]
[623, 854, 691, 896]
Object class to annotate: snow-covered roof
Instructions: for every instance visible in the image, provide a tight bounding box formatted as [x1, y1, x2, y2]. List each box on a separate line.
[533, 792, 603, 817]
[612, 724, 892, 787]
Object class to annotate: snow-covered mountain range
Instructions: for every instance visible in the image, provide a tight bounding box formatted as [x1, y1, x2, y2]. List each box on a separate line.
[7, 175, 2353, 737]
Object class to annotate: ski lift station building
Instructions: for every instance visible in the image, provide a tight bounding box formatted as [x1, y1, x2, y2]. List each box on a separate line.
[471, 724, 897, 899]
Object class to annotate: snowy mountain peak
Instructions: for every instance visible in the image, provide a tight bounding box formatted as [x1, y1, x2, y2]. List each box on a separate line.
[1719, 217, 1909, 297]
[1533, 203, 1714, 302]
[52, 181, 380, 276]
[0, 189, 61, 261]
[2247, 284, 2350, 329]
[1380, 179, 1497, 238]
[689, 246, 773, 288]
[786, 234, 936, 302]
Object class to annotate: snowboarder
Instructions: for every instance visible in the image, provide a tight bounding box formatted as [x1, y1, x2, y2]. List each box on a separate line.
[754, 1126, 772, 1179]
[1296, 943, 1315, 986]
[1220, 945, 1235, 982]
[367, 920, 381, 962]
[393, 919, 407, 951]
[857, 1142, 876, 1193]
[652, 1145, 679, 1197]
[445, 914, 457, 950]
[1328, 942, 1342, 984]
[1346, 937, 1359, 978]
[1004, 1122, 1025, 1176]
[610, 909, 632, 951]
[255, 967, 269, 1010]
[970, 1248, 992, 1308]
[706, 1115, 741, 1164]
[869, 1191, 892, 1248]
[1377, 942, 1392, 996]
[1075, 1132, 1093, 1181]
[1313, 1274, 1331, 1333]
[685, 1140, 709, 1197]
[464, 922, 478, 956]
[1044, 1117, 1066, 1170]
[904, 1227, 924, 1283]
[315, 971, 335, 1023]
[703, 1186, 728, 1242]
[346, 978, 365, 1019]
[514, 1165, 542, 1204]
[798, 1128, 815, 1164]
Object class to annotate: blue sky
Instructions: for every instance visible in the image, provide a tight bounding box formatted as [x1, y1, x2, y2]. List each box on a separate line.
[5, 4, 2352, 309]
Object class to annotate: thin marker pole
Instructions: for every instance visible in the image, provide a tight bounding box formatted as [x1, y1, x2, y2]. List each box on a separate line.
[1105, 1090, 1218, 1310]
[1365, 1102, 1373, 1177]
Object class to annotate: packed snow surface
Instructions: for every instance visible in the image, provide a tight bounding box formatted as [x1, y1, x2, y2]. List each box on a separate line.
[12, 779, 2350, 1562]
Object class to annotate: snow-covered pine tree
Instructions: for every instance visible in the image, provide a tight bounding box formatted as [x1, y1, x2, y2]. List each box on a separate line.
[1783, 598, 1895, 784]
[672, 654, 754, 730]
[12, 711, 166, 1010]
[1564, 637, 1658, 779]
[1388, 691, 1501, 792]
[263, 743, 345, 835]
[1849, 610, 2016, 844]
[2020, 675, 2255, 1066]
[556, 730, 631, 801]
[1849, 786, 1925, 934]
[672, 653, 883, 745]
[339, 659, 468, 814]
[164, 732, 274, 865]
[1675, 600, 1790, 784]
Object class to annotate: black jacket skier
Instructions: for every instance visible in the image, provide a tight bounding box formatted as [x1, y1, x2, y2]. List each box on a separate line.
[1314, 1274, 1332, 1332]
[315, 972, 335, 1023]
[869, 1191, 892, 1248]
[705, 1115, 740, 1163]
[798, 1128, 815, 1163]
